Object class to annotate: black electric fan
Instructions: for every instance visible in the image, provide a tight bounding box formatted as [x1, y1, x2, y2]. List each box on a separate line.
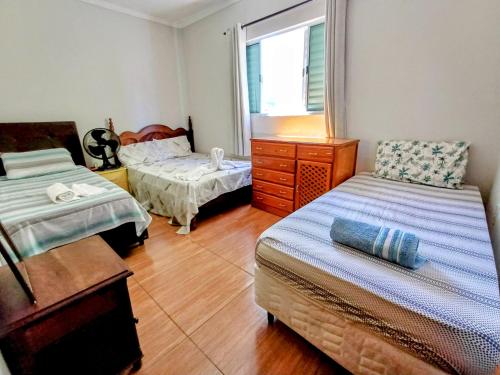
[83, 128, 121, 170]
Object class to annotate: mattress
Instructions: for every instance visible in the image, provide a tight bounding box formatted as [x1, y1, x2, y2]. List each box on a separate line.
[0, 166, 151, 260]
[255, 172, 500, 374]
[127, 153, 251, 233]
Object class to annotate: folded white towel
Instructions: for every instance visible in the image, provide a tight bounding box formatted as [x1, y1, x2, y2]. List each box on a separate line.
[46, 183, 78, 203]
[176, 148, 243, 181]
[71, 183, 108, 197]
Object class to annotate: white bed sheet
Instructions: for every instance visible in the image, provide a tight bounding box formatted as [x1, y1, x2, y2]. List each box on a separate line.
[127, 153, 251, 233]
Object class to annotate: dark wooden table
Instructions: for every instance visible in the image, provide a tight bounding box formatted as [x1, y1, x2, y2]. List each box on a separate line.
[0, 236, 142, 375]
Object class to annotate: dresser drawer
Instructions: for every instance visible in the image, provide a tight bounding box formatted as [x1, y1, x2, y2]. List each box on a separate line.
[297, 145, 334, 163]
[253, 168, 294, 187]
[253, 179, 294, 200]
[253, 192, 293, 213]
[252, 156, 295, 173]
[252, 141, 296, 159]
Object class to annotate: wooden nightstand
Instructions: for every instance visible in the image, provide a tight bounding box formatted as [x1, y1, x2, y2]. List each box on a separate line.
[96, 167, 129, 192]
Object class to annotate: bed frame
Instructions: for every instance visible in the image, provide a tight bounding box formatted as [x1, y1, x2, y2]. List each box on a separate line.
[119, 117, 252, 230]
[120, 116, 196, 151]
[0, 121, 147, 252]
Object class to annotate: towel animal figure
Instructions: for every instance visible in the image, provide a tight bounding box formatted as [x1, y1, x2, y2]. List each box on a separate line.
[175, 148, 243, 181]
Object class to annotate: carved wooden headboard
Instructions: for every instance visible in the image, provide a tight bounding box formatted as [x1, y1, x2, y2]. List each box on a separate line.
[119, 116, 195, 152]
[0, 121, 86, 176]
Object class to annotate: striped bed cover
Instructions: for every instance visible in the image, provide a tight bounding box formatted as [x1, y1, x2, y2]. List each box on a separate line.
[256, 172, 500, 374]
[0, 166, 151, 260]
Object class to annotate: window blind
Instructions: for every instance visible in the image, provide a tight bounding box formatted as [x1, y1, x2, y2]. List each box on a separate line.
[246, 43, 261, 113]
[306, 23, 325, 112]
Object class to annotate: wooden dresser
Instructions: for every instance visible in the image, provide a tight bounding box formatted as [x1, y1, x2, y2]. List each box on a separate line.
[251, 137, 359, 216]
[0, 236, 142, 375]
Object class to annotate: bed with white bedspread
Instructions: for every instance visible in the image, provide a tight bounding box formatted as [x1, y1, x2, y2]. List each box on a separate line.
[127, 153, 251, 233]
[255, 172, 499, 374]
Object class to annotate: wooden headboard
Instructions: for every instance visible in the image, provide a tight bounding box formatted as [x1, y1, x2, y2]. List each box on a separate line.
[119, 116, 195, 152]
[0, 121, 86, 176]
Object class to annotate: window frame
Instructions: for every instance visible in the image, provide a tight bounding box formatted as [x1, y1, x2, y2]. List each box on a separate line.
[246, 42, 261, 114]
[305, 22, 326, 112]
[246, 17, 325, 117]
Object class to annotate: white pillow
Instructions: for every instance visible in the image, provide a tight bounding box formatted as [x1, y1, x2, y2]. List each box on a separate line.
[154, 136, 192, 158]
[1, 148, 76, 179]
[117, 141, 159, 166]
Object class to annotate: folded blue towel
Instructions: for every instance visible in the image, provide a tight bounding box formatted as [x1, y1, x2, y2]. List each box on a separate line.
[330, 217, 426, 269]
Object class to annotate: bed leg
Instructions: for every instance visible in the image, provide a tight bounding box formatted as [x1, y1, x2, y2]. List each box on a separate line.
[190, 216, 198, 231]
[267, 312, 275, 325]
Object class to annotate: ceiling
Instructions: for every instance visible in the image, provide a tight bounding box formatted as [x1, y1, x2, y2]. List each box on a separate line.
[79, 0, 241, 28]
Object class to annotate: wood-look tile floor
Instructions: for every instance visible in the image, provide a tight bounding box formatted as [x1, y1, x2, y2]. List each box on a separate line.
[125, 205, 349, 375]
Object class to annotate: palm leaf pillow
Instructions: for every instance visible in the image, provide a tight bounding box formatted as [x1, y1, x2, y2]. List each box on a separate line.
[374, 140, 470, 189]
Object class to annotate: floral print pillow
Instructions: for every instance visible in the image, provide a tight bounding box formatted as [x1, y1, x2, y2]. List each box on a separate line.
[374, 140, 470, 189]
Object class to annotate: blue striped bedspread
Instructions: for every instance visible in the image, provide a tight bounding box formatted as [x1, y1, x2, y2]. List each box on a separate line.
[256, 172, 499, 374]
[0, 166, 151, 260]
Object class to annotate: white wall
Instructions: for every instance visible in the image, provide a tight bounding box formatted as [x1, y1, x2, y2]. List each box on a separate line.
[181, 0, 325, 154]
[251, 114, 325, 138]
[487, 158, 500, 275]
[346, 0, 500, 200]
[182, 0, 500, 201]
[0, 0, 185, 157]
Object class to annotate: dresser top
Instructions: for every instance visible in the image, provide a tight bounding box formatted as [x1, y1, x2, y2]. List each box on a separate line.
[251, 135, 358, 146]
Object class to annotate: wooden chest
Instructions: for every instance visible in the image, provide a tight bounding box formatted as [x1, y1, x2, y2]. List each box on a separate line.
[251, 137, 359, 216]
[0, 236, 142, 375]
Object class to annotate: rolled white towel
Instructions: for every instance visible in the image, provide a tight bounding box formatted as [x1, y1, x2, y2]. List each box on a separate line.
[46, 183, 78, 203]
[71, 183, 108, 196]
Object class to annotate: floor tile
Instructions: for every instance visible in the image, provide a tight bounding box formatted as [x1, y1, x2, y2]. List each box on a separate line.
[136, 338, 222, 375]
[128, 281, 187, 366]
[139, 250, 254, 334]
[126, 234, 204, 282]
[190, 285, 347, 375]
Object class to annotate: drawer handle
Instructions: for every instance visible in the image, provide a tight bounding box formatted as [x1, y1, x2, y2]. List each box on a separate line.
[279, 203, 286, 207]
[279, 190, 286, 194]
[256, 147, 263, 150]
[255, 185, 262, 189]
[256, 197, 263, 200]
[279, 178, 287, 181]
[279, 164, 287, 167]
[255, 160, 263, 164]
[256, 173, 263, 176]
[308, 152, 318, 156]
[278, 149, 288, 152]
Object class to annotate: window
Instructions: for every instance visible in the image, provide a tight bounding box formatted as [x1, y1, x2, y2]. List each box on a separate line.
[246, 43, 261, 114]
[246, 22, 325, 115]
